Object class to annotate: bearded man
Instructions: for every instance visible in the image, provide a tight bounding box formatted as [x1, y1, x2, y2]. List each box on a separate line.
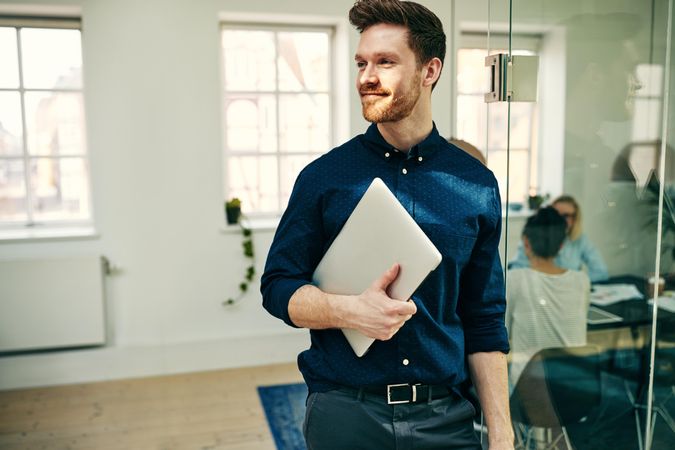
[261, 1, 513, 449]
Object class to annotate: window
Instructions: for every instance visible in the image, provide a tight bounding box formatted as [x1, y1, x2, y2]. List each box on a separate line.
[220, 23, 333, 217]
[0, 18, 91, 228]
[455, 33, 540, 205]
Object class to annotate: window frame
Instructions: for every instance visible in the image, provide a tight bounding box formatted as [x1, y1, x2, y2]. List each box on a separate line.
[0, 15, 93, 232]
[219, 14, 348, 220]
[455, 31, 542, 205]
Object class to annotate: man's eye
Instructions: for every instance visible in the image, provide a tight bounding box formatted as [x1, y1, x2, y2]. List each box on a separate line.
[356, 61, 366, 69]
[380, 60, 393, 65]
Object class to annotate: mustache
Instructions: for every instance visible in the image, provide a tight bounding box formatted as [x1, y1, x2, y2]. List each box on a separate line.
[359, 89, 390, 96]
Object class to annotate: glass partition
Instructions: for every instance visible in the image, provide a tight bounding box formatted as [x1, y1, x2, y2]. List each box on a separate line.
[483, 0, 675, 448]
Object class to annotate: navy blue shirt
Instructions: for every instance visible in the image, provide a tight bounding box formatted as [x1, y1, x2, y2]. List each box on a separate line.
[261, 123, 509, 394]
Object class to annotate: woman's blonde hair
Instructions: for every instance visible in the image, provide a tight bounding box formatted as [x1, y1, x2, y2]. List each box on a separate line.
[552, 195, 582, 240]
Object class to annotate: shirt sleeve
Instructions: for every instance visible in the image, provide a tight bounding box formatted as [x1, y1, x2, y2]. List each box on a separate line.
[579, 234, 609, 282]
[457, 181, 510, 355]
[260, 167, 326, 327]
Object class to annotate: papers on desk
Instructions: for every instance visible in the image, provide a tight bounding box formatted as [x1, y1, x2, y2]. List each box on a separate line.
[648, 296, 675, 313]
[590, 284, 644, 306]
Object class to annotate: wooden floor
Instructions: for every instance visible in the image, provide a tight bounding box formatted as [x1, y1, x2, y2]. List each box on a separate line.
[0, 362, 303, 450]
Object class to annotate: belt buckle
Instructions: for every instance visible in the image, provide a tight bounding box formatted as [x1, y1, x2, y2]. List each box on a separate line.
[386, 383, 420, 405]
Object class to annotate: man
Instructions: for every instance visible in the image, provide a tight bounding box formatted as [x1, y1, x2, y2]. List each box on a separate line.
[261, 1, 513, 448]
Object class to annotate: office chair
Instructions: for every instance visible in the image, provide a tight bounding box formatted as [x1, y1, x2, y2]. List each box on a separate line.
[510, 345, 602, 450]
[626, 332, 675, 450]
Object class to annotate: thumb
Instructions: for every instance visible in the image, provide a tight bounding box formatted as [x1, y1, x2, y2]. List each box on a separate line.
[371, 263, 400, 291]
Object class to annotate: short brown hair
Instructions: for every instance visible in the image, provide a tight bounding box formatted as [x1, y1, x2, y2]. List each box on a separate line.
[349, 0, 446, 86]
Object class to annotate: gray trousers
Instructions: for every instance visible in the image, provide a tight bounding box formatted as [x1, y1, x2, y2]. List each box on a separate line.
[303, 387, 482, 450]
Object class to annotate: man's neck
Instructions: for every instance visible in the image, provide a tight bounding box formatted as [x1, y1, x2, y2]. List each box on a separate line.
[529, 256, 566, 275]
[376, 98, 433, 152]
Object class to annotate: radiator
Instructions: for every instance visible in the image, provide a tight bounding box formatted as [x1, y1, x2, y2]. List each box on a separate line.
[0, 256, 107, 353]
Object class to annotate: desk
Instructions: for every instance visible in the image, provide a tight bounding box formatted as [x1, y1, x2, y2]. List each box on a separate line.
[588, 275, 675, 332]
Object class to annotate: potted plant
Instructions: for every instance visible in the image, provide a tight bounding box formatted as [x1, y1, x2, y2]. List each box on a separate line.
[224, 225, 255, 306]
[225, 197, 242, 225]
[528, 193, 550, 210]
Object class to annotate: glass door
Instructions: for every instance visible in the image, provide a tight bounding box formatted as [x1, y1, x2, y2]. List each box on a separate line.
[453, 0, 675, 448]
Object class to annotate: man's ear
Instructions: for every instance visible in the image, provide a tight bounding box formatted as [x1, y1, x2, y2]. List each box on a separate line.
[522, 236, 532, 255]
[422, 57, 442, 88]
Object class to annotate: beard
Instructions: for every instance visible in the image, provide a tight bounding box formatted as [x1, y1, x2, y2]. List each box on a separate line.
[360, 73, 421, 123]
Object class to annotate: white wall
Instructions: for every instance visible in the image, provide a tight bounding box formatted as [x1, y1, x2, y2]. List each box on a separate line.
[2, 0, 669, 390]
[0, 0, 453, 389]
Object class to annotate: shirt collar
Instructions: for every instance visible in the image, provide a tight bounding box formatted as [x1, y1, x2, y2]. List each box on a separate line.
[363, 122, 442, 161]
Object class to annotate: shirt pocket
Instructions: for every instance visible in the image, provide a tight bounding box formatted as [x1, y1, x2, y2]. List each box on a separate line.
[421, 223, 477, 269]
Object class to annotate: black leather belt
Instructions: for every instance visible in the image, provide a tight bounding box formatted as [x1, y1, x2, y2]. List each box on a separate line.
[359, 383, 452, 405]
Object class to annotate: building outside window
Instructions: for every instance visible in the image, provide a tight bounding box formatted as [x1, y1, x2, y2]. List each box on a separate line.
[221, 23, 334, 217]
[0, 18, 91, 229]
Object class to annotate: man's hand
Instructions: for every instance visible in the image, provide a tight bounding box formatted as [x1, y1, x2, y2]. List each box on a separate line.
[287, 263, 416, 335]
[344, 263, 417, 340]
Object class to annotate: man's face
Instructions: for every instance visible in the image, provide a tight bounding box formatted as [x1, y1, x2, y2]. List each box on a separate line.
[354, 23, 423, 123]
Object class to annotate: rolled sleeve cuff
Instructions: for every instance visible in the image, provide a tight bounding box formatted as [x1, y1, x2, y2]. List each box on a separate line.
[464, 319, 510, 354]
[263, 278, 311, 328]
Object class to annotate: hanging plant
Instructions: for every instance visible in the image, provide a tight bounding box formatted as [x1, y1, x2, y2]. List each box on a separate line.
[224, 222, 256, 306]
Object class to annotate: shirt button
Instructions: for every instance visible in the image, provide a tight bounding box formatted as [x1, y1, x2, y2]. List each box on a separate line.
[418, 156, 423, 162]
[402, 168, 408, 175]
[402, 358, 410, 366]
[385, 152, 390, 158]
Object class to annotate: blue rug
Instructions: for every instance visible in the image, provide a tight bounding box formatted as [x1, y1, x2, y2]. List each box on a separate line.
[257, 383, 308, 450]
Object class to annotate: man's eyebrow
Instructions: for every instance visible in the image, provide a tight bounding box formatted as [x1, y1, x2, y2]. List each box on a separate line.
[354, 52, 399, 60]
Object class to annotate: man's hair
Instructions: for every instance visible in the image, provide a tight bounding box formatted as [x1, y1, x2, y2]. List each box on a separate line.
[349, 0, 446, 83]
[522, 207, 567, 259]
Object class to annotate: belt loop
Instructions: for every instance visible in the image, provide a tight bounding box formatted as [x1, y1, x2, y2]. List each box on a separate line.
[357, 387, 365, 402]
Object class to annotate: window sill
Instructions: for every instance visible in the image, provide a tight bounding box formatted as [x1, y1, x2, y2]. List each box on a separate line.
[220, 217, 280, 234]
[0, 226, 99, 243]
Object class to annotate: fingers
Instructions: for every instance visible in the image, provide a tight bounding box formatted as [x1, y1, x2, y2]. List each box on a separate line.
[371, 263, 400, 291]
[394, 298, 417, 316]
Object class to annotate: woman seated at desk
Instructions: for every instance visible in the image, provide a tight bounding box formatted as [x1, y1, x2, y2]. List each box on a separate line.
[509, 195, 609, 283]
[506, 207, 591, 386]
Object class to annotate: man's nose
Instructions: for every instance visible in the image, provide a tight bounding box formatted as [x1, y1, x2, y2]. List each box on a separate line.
[359, 63, 378, 86]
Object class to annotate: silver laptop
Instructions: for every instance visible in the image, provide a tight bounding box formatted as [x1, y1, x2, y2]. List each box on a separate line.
[312, 178, 443, 357]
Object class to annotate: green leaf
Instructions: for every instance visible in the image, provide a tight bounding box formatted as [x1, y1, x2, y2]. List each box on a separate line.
[239, 282, 248, 292]
[243, 240, 254, 257]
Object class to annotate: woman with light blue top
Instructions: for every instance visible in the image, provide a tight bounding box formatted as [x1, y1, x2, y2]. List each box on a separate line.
[508, 195, 609, 282]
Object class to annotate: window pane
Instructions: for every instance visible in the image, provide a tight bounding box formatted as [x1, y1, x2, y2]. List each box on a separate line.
[504, 103, 534, 150]
[224, 94, 277, 153]
[24, 91, 87, 156]
[227, 156, 278, 214]
[30, 157, 90, 221]
[635, 63, 663, 97]
[222, 30, 276, 92]
[278, 31, 330, 92]
[632, 98, 662, 142]
[0, 159, 27, 221]
[457, 48, 489, 94]
[456, 94, 486, 147]
[279, 94, 330, 153]
[0, 92, 24, 155]
[487, 102, 510, 151]
[0, 27, 19, 88]
[20, 28, 82, 89]
[280, 155, 320, 208]
[488, 149, 529, 204]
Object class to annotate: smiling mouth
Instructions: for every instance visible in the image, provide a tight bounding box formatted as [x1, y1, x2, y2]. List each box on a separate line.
[360, 92, 388, 99]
